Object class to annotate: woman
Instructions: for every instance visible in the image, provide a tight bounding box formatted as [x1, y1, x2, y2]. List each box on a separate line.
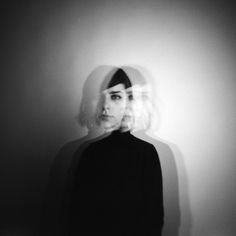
[66, 68, 164, 236]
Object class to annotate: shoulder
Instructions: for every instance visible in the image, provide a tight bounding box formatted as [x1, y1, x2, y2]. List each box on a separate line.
[80, 132, 158, 156]
[130, 134, 157, 150]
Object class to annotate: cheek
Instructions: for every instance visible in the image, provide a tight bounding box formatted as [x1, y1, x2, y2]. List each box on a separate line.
[114, 102, 126, 116]
[120, 101, 128, 112]
[89, 100, 99, 112]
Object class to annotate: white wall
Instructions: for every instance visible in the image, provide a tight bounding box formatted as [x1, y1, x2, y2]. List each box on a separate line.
[2, 0, 235, 235]
[42, 1, 236, 235]
[56, 1, 235, 235]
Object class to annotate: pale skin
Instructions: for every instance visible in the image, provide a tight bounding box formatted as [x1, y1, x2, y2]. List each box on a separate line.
[120, 87, 135, 132]
[99, 83, 128, 132]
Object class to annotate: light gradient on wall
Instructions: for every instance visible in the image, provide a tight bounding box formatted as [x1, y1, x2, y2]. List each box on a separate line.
[1, 1, 235, 235]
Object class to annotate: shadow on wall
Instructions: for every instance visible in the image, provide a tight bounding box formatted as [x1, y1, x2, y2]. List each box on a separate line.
[39, 65, 116, 235]
[40, 65, 192, 236]
[131, 66, 192, 236]
[134, 131, 192, 236]
[169, 143, 192, 236]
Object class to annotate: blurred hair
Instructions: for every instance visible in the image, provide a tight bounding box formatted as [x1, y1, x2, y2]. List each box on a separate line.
[121, 66, 160, 132]
[107, 68, 132, 89]
[77, 65, 160, 133]
[99, 68, 132, 92]
[78, 66, 117, 128]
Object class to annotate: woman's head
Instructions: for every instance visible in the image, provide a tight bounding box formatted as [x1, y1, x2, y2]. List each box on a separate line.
[78, 65, 158, 134]
[97, 68, 132, 132]
[78, 66, 117, 131]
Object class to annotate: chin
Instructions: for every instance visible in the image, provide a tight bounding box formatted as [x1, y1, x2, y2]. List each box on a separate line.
[102, 122, 120, 132]
[120, 124, 133, 132]
[120, 127, 130, 132]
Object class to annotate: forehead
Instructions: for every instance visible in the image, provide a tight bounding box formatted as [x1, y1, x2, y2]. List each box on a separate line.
[102, 83, 126, 94]
[126, 84, 151, 96]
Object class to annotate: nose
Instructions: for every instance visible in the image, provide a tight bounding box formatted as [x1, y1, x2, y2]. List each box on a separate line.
[102, 96, 110, 112]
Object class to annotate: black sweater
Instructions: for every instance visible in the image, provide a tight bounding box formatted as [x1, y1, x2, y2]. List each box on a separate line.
[66, 131, 164, 236]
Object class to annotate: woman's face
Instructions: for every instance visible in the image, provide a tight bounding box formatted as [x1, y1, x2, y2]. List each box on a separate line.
[120, 84, 151, 132]
[98, 83, 127, 132]
[119, 88, 135, 132]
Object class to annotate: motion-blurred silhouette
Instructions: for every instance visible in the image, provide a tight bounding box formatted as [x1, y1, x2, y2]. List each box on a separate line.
[64, 67, 164, 235]
[40, 65, 116, 235]
[40, 65, 187, 236]
[122, 66, 182, 236]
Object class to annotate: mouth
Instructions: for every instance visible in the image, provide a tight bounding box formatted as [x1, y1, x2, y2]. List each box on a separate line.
[122, 115, 132, 121]
[100, 114, 113, 121]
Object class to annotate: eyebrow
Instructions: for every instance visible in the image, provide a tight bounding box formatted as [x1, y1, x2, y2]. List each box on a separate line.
[126, 90, 133, 95]
[109, 91, 123, 94]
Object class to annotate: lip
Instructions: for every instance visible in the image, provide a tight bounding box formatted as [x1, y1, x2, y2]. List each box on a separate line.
[122, 115, 132, 120]
[100, 114, 113, 120]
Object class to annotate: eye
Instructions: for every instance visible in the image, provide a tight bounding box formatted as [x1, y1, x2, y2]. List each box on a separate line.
[128, 94, 134, 101]
[111, 94, 122, 100]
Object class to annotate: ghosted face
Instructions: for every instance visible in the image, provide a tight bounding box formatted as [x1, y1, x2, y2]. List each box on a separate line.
[120, 84, 152, 132]
[98, 83, 127, 132]
[120, 88, 135, 132]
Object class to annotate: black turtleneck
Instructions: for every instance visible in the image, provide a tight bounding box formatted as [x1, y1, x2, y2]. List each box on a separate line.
[66, 131, 164, 236]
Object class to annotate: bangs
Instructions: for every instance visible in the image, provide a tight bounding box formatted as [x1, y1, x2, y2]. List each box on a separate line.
[107, 68, 132, 89]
